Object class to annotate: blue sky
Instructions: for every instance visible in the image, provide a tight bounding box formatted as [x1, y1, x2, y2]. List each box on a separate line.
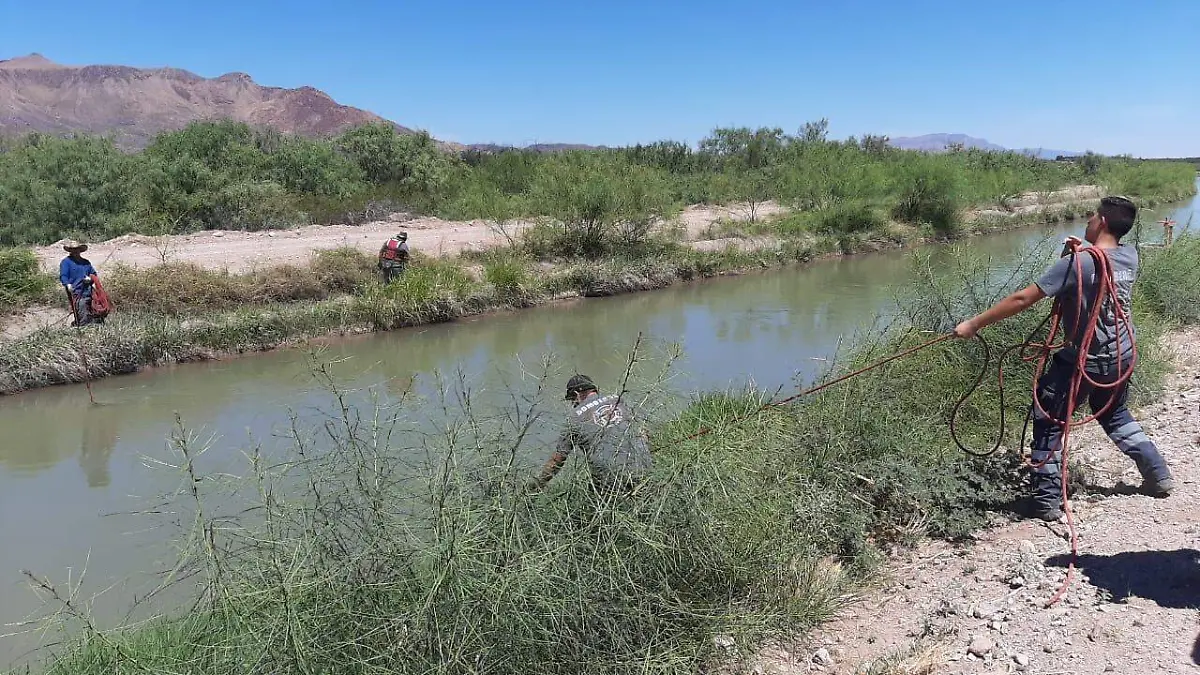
[1, 0, 1197, 156]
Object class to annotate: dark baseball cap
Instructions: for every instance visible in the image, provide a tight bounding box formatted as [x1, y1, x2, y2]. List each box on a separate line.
[565, 374, 596, 399]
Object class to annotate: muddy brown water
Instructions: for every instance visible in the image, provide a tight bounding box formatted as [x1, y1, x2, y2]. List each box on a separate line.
[1, 189, 1196, 668]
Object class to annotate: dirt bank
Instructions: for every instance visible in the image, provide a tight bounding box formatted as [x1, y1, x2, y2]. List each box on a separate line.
[28, 201, 790, 274]
[755, 328, 1200, 674]
[29, 188, 1095, 274]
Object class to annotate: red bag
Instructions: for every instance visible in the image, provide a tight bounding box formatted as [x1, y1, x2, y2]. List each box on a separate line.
[89, 275, 112, 319]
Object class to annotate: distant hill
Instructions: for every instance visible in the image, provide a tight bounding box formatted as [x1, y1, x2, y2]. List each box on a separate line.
[0, 53, 411, 149]
[0, 54, 1095, 161]
[465, 142, 606, 154]
[889, 133, 1081, 160]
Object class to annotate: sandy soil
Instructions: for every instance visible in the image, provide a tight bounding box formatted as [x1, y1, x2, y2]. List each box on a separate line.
[0, 306, 68, 341]
[28, 186, 1094, 275]
[29, 201, 792, 274]
[753, 328, 1200, 674]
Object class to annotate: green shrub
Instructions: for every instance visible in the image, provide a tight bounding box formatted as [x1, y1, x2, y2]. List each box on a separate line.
[891, 161, 963, 237]
[352, 258, 475, 328]
[1137, 235, 1200, 325]
[310, 247, 378, 293]
[812, 200, 886, 234]
[0, 121, 1193, 252]
[523, 153, 678, 259]
[483, 254, 536, 301]
[0, 247, 53, 312]
[1099, 160, 1197, 203]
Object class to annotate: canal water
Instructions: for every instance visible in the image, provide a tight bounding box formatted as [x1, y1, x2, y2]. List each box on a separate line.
[1, 188, 1196, 667]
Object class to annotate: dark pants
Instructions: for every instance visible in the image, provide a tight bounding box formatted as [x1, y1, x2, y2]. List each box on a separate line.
[381, 262, 406, 284]
[72, 293, 102, 326]
[1030, 353, 1172, 510]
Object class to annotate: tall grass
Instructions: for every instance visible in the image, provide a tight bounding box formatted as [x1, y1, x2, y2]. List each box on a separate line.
[21, 240, 1193, 674]
[353, 257, 477, 329]
[0, 247, 55, 313]
[1136, 234, 1200, 324]
[1099, 160, 1197, 205]
[481, 254, 537, 304]
[105, 247, 379, 315]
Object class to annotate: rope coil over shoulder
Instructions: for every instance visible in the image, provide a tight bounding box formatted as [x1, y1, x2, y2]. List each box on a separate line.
[674, 240, 1135, 608]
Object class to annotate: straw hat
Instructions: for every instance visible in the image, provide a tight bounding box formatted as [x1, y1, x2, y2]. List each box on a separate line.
[62, 239, 88, 253]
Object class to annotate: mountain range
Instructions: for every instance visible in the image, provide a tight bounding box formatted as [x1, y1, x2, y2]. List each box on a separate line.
[0, 53, 408, 149]
[0, 53, 1083, 159]
[888, 133, 1081, 160]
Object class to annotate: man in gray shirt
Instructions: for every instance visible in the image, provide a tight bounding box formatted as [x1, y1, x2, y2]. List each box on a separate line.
[530, 374, 654, 495]
[955, 196, 1174, 521]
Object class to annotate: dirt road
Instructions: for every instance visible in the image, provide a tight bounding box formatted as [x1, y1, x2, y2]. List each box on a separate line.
[28, 186, 1097, 275]
[760, 328, 1200, 674]
[30, 202, 792, 274]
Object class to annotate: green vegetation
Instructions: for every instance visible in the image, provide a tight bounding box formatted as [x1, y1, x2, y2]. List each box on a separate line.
[103, 247, 377, 315]
[21, 240, 1193, 675]
[1135, 235, 1200, 325]
[1, 120, 1194, 247]
[0, 247, 55, 312]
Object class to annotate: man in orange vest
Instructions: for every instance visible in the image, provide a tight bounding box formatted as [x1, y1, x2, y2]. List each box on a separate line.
[378, 231, 410, 283]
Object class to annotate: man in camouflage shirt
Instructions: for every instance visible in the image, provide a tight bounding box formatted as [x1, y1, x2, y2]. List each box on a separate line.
[530, 374, 653, 494]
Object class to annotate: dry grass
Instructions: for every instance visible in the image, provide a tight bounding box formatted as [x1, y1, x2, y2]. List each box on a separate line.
[105, 247, 378, 315]
[855, 638, 948, 675]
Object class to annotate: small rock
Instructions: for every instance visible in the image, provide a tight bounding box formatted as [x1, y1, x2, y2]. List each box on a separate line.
[1009, 575, 1027, 588]
[973, 603, 999, 619]
[1104, 665, 1115, 672]
[1133, 618, 1146, 628]
[1018, 540, 1038, 555]
[1014, 653, 1031, 667]
[990, 620, 1004, 631]
[812, 648, 834, 666]
[712, 635, 735, 651]
[213, 231, 224, 237]
[968, 637, 995, 658]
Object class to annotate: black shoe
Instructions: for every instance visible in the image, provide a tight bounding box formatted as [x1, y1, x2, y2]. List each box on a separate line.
[1033, 505, 1065, 522]
[1017, 499, 1064, 522]
[1142, 477, 1175, 498]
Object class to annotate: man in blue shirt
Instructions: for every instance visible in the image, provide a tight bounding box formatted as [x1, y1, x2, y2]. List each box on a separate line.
[59, 240, 101, 326]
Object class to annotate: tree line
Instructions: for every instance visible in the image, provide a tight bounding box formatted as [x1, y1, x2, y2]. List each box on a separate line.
[0, 118, 1193, 246]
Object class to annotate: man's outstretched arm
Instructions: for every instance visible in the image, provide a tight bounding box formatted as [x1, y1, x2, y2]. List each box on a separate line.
[529, 428, 577, 491]
[954, 283, 1046, 338]
[530, 450, 569, 491]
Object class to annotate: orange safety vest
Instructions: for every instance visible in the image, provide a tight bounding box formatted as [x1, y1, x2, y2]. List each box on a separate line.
[380, 238, 407, 261]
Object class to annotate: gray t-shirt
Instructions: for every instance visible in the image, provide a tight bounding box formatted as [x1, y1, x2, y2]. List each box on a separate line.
[1034, 244, 1137, 373]
[557, 393, 653, 483]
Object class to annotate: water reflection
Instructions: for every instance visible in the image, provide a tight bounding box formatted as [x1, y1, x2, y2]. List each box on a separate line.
[80, 404, 119, 488]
